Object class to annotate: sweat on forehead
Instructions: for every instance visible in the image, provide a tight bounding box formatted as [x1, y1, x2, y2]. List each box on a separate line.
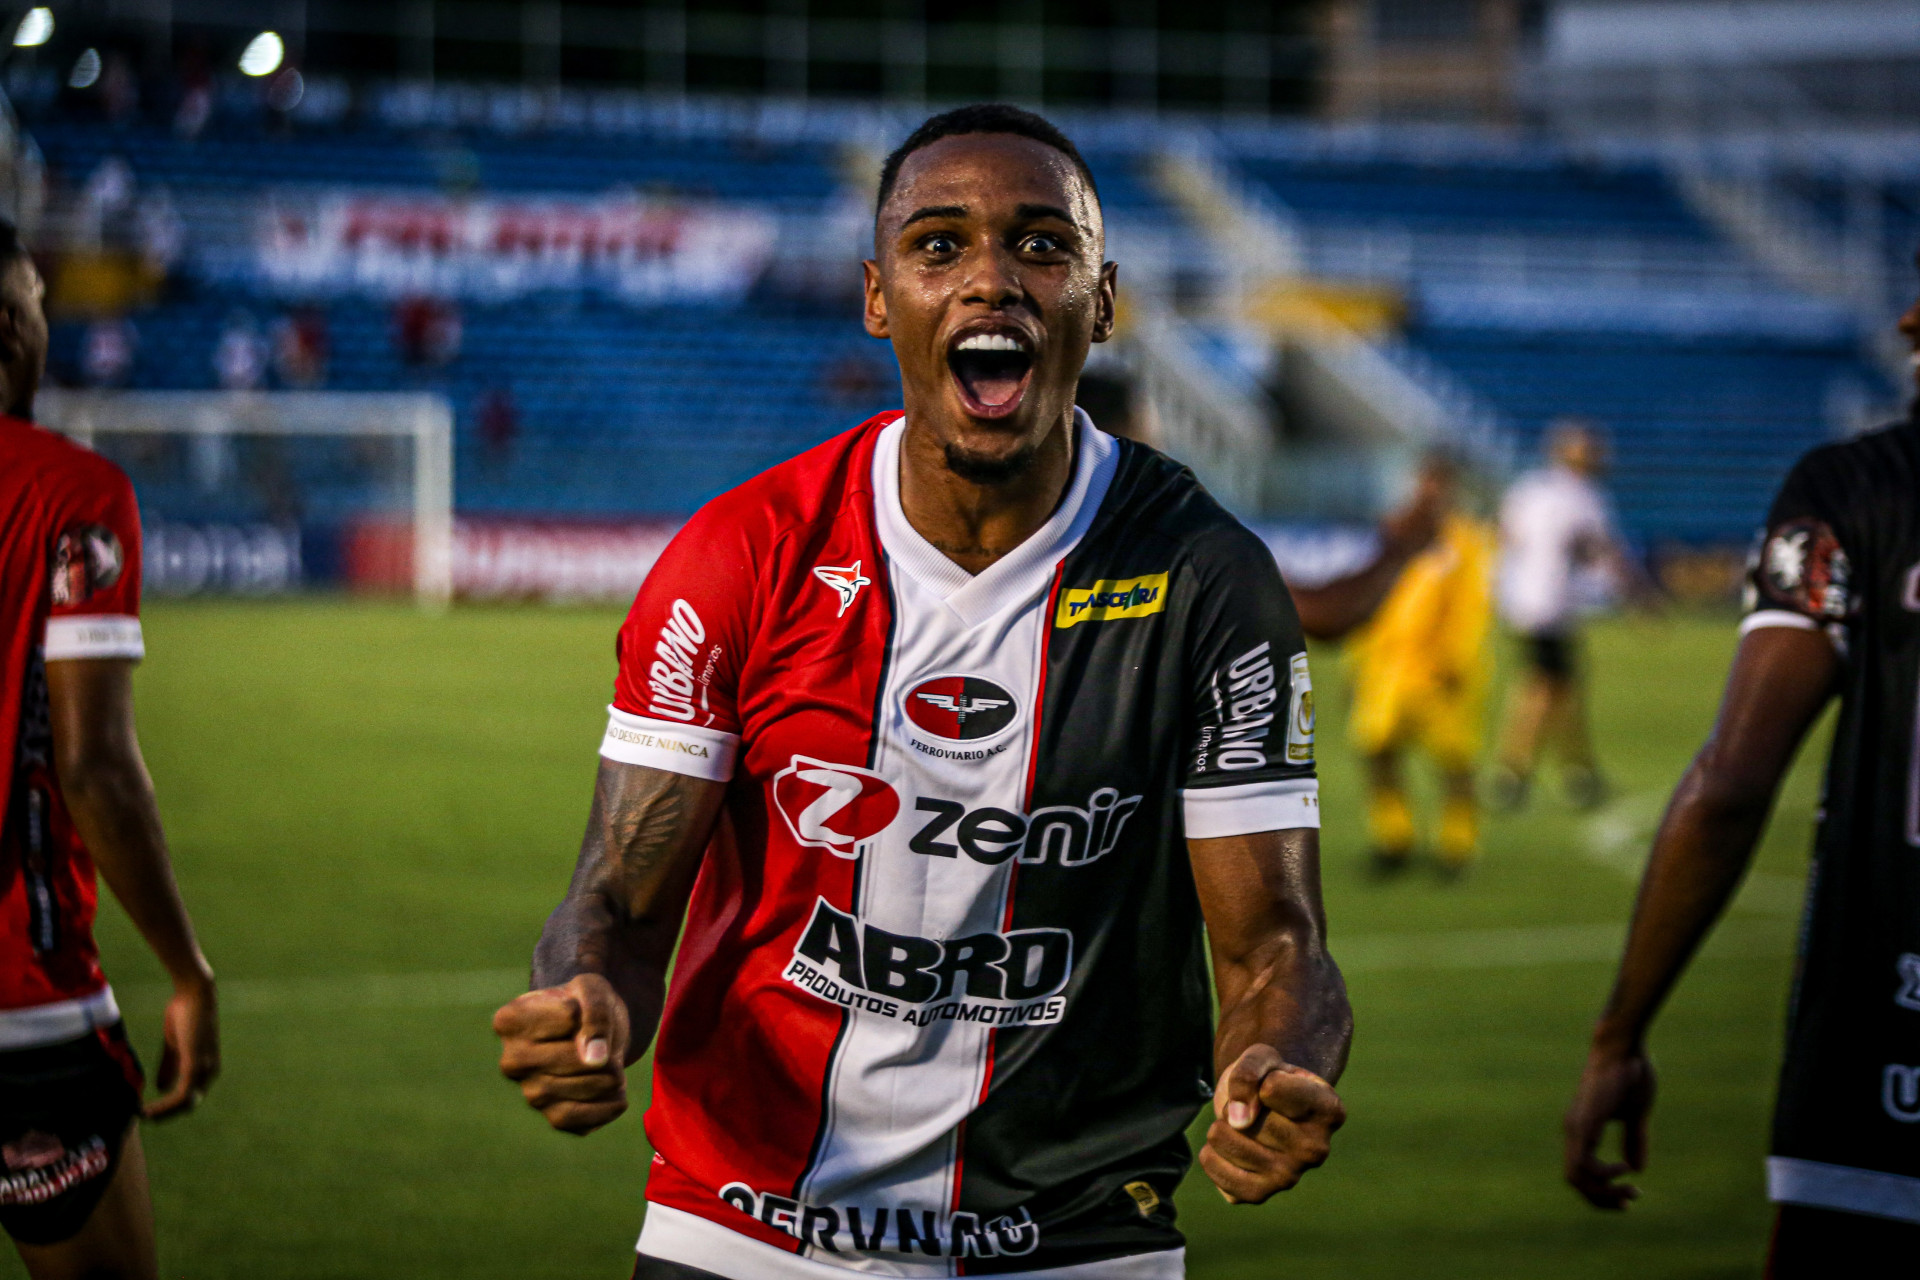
[873, 140, 1104, 262]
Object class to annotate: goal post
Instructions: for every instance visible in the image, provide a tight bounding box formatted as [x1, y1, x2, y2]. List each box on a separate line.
[36, 390, 455, 608]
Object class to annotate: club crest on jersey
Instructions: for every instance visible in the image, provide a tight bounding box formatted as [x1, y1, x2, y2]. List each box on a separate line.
[1055, 573, 1168, 629]
[903, 675, 1018, 743]
[48, 524, 123, 608]
[772, 756, 900, 857]
[813, 561, 872, 618]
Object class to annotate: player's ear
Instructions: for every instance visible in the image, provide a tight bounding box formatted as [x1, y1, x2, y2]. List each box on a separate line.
[862, 259, 889, 339]
[1090, 261, 1118, 344]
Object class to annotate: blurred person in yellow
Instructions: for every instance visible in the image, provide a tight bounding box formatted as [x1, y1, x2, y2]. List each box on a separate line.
[1345, 453, 1495, 875]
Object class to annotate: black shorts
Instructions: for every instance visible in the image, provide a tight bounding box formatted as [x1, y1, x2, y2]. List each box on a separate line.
[1768, 1204, 1920, 1278]
[633, 1255, 730, 1280]
[1521, 631, 1576, 680]
[0, 1022, 143, 1246]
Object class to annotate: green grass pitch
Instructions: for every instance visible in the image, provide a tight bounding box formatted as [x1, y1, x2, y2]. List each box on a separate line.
[8, 601, 1830, 1278]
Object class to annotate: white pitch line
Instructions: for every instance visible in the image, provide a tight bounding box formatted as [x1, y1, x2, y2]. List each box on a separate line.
[1582, 790, 1805, 918]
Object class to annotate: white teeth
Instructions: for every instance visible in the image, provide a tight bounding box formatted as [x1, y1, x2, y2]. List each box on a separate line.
[956, 333, 1027, 353]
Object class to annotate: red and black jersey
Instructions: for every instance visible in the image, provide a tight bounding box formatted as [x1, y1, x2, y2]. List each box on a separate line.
[602, 411, 1318, 1277]
[1742, 413, 1920, 1224]
[0, 416, 145, 1049]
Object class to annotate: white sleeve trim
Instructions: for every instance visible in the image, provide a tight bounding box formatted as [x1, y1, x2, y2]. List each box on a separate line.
[43, 615, 145, 661]
[1739, 610, 1820, 637]
[599, 706, 738, 782]
[1182, 778, 1320, 838]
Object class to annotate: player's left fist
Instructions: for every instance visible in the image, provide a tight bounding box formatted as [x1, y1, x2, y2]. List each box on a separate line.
[1200, 1044, 1345, 1204]
[494, 973, 632, 1136]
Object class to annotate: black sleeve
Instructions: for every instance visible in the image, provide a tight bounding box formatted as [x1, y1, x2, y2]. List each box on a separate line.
[1743, 448, 1863, 631]
[1181, 521, 1317, 794]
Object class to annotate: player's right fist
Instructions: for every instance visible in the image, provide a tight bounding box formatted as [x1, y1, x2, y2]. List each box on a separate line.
[493, 973, 632, 1135]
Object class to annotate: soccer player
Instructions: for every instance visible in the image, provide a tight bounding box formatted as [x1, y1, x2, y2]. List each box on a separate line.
[0, 222, 219, 1279]
[494, 105, 1350, 1278]
[1563, 262, 1920, 1274]
[1490, 419, 1635, 811]
[1344, 454, 1495, 874]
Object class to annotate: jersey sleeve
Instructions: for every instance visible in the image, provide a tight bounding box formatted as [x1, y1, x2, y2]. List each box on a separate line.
[603, 503, 756, 782]
[43, 463, 145, 662]
[1741, 449, 1861, 649]
[1179, 523, 1320, 838]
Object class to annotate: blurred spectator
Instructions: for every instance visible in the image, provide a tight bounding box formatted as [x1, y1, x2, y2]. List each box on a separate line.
[77, 156, 135, 248]
[81, 317, 136, 387]
[394, 295, 461, 368]
[272, 307, 330, 388]
[101, 52, 139, 123]
[174, 44, 213, 138]
[214, 311, 267, 390]
[477, 386, 519, 469]
[136, 188, 184, 276]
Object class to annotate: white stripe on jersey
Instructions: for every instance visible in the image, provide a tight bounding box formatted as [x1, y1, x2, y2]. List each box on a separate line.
[0, 986, 121, 1051]
[43, 615, 144, 661]
[600, 705, 740, 780]
[793, 413, 1118, 1266]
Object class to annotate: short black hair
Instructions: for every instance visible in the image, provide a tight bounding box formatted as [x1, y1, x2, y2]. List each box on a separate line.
[875, 104, 1099, 220]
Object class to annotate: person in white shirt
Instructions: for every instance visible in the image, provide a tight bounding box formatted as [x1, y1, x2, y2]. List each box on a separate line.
[1491, 419, 1634, 811]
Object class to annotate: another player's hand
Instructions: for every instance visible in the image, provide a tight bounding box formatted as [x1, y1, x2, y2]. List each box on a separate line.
[146, 970, 219, 1120]
[1564, 1043, 1656, 1209]
[494, 973, 631, 1135]
[1201, 1044, 1345, 1204]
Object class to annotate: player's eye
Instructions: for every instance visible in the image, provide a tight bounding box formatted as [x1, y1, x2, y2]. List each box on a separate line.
[920, 232, 960, 255]
[1021, 233, 1063, 254]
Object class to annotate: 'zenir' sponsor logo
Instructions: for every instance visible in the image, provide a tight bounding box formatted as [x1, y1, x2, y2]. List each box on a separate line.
[1054, 573, 1168, 629]
[910, 786, 1141, 867]
[789, 898, 1072, 1017]
[645, 599, 707, 723]
[904, 674, 1017, 741]
[772, 758, 901, 858]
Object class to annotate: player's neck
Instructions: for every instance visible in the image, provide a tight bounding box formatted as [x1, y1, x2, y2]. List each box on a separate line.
[897, 409, 1076, 577]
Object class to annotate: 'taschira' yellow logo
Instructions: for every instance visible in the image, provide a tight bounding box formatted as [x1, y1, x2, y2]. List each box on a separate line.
[1055, 573, 1169, 629]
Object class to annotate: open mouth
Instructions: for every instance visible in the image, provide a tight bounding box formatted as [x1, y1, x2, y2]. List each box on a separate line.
[947, 331, 1034, 419]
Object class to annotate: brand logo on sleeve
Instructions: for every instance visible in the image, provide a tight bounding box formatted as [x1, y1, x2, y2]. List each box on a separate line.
[904, 675, 1018, 742]
[771, 757, 901, 857]
[812, 561, 872, 618]
[645, 599, 708, 723]
[1055, 573, 1168, 629]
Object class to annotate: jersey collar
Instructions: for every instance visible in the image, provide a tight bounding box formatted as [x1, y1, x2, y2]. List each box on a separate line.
[872, 407, 1119, 628]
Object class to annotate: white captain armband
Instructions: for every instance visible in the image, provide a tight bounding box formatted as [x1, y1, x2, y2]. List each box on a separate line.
[599, 706, 738, 782]
[43, 615, 145, 661]
[1738, 609, 1818, 637]
[1181, 778, 1320, 838]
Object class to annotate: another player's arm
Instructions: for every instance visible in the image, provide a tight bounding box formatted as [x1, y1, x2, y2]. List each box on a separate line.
[45, 657, 217, 1120]
[494, 760, 724, 1135]
[1565, 624, 1837, 1208]
[1189, 826, 1351, 1204]
[1287, 482, 1440, 641]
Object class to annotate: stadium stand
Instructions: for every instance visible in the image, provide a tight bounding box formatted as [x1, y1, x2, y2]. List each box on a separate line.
[1219, 131, 1898, 543]
[17, 88, 1905, 550]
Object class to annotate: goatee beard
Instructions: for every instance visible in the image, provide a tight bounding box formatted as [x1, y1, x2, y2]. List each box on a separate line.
[943, 439, 1039, 485]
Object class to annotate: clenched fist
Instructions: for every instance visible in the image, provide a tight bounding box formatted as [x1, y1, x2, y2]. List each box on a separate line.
[1200, 1044, 1346, 1204]
[494, 973, 632, 1135]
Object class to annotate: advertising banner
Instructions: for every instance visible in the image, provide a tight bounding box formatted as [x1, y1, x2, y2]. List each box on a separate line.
[260, 194, 776, 302]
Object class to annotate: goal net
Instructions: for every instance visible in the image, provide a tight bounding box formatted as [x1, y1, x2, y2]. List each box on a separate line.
[35, 390, 454, 607]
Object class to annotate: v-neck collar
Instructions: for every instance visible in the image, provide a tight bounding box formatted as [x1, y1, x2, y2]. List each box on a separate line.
[872, 407, 1118, 629]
